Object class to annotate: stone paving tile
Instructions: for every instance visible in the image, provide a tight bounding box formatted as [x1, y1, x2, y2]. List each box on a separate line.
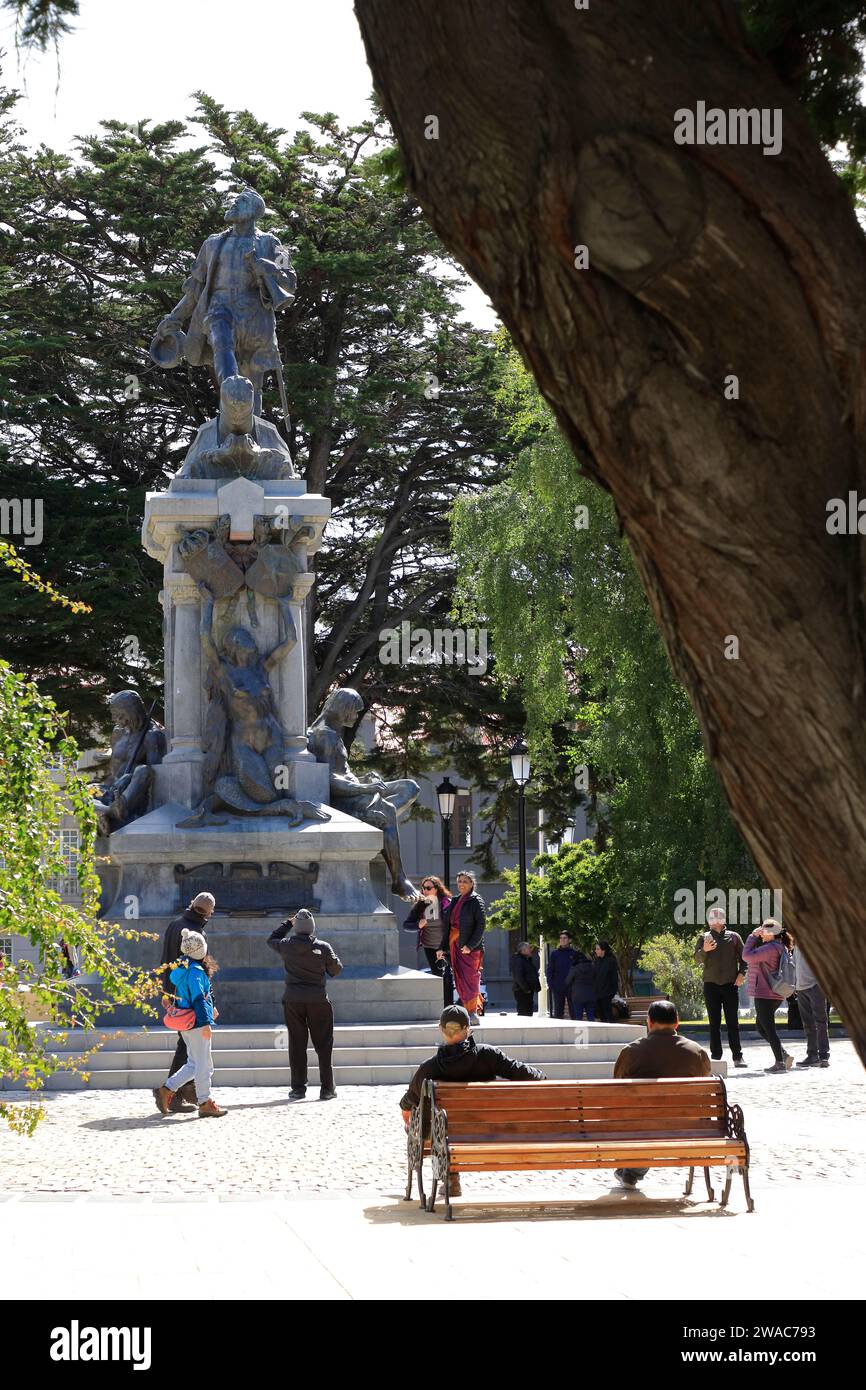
[1, 1039, 863, 1200]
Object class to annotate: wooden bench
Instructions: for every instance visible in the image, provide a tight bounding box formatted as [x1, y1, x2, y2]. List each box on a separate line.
[626, 994, 669, 1025]
[414, 1077, 753, 1220]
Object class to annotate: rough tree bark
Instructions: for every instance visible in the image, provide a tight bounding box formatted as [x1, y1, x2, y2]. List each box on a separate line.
[355, 0, 866, 1061]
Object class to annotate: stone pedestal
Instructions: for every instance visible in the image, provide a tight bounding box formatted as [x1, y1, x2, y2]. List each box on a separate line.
[103, 470, 441, 1023]
[142, 475, 331, 807]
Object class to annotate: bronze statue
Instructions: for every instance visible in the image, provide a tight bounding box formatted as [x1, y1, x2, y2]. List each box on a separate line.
[307, 688, 419, 899]
[93, 691, 166, 836]
[149, 187, 295, 418]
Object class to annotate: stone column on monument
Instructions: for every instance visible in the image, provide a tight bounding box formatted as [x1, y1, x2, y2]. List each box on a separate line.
[161, 577, 204, 808]
[274, 571, 316, 760]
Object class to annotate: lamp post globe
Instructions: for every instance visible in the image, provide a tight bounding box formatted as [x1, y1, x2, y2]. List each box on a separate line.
[436, 775, 458, 891]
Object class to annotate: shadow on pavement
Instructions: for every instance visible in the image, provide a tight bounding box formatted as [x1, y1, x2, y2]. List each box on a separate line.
[79, 1097, 288, 1131]
[364, 1191, 742, 1225]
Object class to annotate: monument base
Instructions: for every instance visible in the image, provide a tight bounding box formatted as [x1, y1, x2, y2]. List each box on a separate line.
[102, 804, 440, 1023]
[94, 913, 441, 1025]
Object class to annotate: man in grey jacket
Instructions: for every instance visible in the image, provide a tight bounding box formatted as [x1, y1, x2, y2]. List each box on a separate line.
[793, 939, 830, 1068]
[694, 907, 747, 1067]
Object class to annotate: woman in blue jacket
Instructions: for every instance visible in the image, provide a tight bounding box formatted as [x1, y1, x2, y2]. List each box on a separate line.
[155, 928, 227, 1118]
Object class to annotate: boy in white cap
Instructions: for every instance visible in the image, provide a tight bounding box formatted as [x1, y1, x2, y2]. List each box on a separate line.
[267, 910, 343, 1101]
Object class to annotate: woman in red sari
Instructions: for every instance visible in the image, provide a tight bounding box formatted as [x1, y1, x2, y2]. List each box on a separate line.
[437, 871, 486, 1024]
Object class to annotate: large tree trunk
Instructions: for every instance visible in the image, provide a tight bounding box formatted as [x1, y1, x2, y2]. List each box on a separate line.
[355, 0, 866, 1061]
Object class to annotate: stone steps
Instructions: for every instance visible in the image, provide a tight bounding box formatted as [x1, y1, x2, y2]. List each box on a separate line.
[4, 1018, 643, 1090]
[38, 1060, 621, 1089]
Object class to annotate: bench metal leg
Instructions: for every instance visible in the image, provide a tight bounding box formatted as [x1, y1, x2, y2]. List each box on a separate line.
[703, 1167, 715, 1202]
[684, 1166, 695, 1196]
[720, 1168, 733, 1208]
[403, 1159, 413, 1202]
[742, 1163, 755, 1213]
[426, 1175, 438, 1214]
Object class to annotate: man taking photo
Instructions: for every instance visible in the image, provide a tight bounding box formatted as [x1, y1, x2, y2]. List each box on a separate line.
[694, 906, 747, 1069]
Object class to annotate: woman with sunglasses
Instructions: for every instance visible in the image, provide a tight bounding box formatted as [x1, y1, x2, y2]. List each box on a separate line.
[404, 875, 453, 1006]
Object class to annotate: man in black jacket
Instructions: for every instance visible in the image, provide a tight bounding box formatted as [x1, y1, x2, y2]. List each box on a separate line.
[153, 892, 215, 1113]
[267, 909, 343, 1101]
[399, 1005, 546, 1196]
[510, 941, 541, 1016]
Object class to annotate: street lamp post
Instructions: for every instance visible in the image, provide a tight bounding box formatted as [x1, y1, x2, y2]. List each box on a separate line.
[509, 736, 531, 944]
[436, 775, 458, 890]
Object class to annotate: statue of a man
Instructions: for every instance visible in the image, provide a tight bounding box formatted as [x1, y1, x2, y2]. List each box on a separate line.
[307, 689, 419, 900]
[93, 691, 166, 836]
[149, 187, 295, 415]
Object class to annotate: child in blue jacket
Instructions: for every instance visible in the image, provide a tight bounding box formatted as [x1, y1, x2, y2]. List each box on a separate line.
[155, 928, 226, 1118]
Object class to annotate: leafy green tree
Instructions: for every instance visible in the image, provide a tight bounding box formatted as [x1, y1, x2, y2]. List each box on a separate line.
[638, 933, 705, 1020]
[489, 839, 669, 992]
[0, 661, 158, 1133]
[453, 353, 758, 936]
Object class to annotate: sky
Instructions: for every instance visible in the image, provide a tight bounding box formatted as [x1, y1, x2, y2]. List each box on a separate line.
[0, 0, 497, 326]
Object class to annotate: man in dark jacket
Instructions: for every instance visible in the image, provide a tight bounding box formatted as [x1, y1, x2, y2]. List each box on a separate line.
[510, 941, 541, 1016]
[592, 942, 619, 1021]
[565, 950, 596, 1021]
[267, 909, 343, 1101]
[546, 931, 578, 1018]
[399, 1005, 546, 1196]
[612, 999, 711, 1188]
[153, 892, 215, 1113]
[694, 907, 747, 1068]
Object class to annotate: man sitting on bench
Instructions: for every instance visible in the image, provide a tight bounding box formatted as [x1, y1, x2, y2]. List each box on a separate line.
[400, 1005, 546, 1197]
[612, 998, 711, 1189]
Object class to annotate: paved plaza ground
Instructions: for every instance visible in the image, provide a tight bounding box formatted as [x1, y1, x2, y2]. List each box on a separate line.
[2, 1038, 865, 1299]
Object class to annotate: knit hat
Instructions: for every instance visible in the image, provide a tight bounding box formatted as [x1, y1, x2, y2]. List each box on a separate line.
[180, 927, 207, 960]
[290, 909, 316, 936]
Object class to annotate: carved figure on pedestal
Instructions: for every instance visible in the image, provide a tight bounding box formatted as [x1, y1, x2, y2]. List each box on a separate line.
[149, 188, 295, 418]
[177, 583, 328, 827]
[93, 691, 166, 836]
[307, 688, 419, 900]
[179, 375, 295, 481]
[178, 514, 310, 632]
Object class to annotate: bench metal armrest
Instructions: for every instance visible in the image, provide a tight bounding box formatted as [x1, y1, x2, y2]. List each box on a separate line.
[427, 1081, 450, 1184]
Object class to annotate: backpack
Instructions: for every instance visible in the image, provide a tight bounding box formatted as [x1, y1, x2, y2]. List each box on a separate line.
[610, 994, 630, 1020]
[767, 946, 796, 999]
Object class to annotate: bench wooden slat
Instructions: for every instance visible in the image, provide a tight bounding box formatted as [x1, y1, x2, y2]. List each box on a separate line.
[443, 1104, 727, 1118]
[450, 1139, 745, 1156]
[449, 1150, 745, 1171]
[435, 1079, 719, 1091]
[447, 1112, 733, 1134]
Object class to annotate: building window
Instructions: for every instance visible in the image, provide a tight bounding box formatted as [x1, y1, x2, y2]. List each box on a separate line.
[449, 790, 472, 849]
[0, 937, 12, 964]
[504, 800, 534, 853]
[47, 829, 80, 897]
